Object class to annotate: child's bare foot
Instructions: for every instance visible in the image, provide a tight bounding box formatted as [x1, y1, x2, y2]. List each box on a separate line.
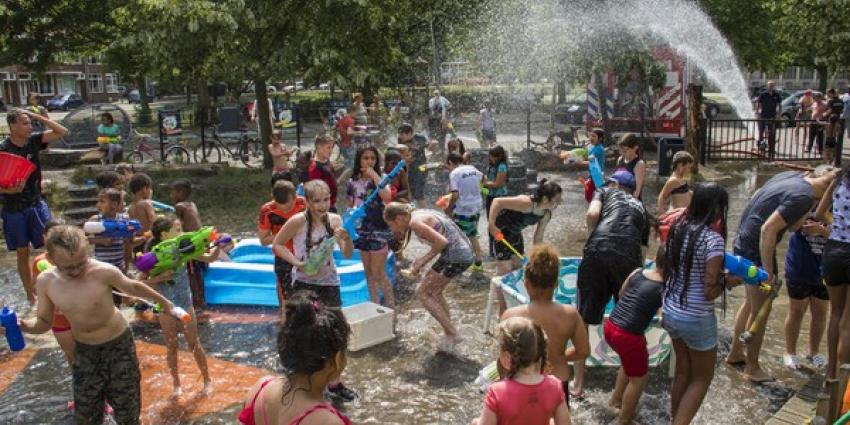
[725, 352, 746, 366]
[171, 386, 182, 399]
[437, 335, 463, 353]
[744, 367, 774, 384]
[203, 380, 214, 396]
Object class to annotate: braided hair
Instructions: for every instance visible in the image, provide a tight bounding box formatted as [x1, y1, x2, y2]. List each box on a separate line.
[497, 317, 548, 380]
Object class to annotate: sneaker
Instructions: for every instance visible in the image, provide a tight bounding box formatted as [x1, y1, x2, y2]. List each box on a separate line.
[326, 383, 358, 403]
[470, 261, 484, 273]
[783, 353, 801, 370]
[808, 353, 827, 369]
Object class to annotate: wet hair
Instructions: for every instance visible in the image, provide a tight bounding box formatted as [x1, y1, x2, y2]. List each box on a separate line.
[384, 149, 402, 168]
[653, 244, 667, 281]
[278, 291, 350, 403]
[101, 112, 114, 124]
[45, 225, 87, 256]
[115, 164, 134, 176]
[446, 152, 464, 166]
[665, 182, 729, 310]
[672, 151, 694, 170]
[42, 218, 65, 237]
[171, 179, 192, 198]
[828, 88, 837, 96]
[128, 172, 152, 195]
[149, 216, 177, 248]
[297, 150, 313, 169]
[98, 188, 123, 204]
[590, 128, 605, 143]
[302, 180, 334, 255]
[352, 146, 382, 180]
[6, 108, 26, 126]
[95, 170, 122, 190]
[618, 133, 641, 157]
[497, 317, 547, 380]
[383, 201, 413, 221]
[272, 180, 296, 204]
[488, 145, 507, 167]
[525, 244, 560, 291]
[447, 138, 466, 156]
[397, 123, 414, 135]
[314, 134, 335, 147]
[531, 178, 562, 204]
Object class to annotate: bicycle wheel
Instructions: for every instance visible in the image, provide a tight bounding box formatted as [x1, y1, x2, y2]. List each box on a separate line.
[239, 138, 263, 167]
[165, 146, 192, 165]
[193, 144, 223, 164]
[127, 151, 145, 164]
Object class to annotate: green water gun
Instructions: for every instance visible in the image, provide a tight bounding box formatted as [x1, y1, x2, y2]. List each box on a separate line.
[302, 236, 337, 276]
[135, 227, 231, 276]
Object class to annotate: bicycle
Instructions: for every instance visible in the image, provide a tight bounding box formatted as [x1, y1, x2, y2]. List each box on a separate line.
[126, 129, 192, 165]
[193, 127, 262, 167]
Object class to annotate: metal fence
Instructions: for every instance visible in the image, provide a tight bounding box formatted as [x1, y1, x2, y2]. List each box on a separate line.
[704, 119, 844, 164]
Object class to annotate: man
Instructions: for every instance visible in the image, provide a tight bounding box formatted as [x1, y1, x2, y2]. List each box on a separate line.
[428, 89, 451, 152]
[397, 123, 428, 208]
[573, 170, 649, 397]
[756, 81, 782, 151]
[726, 166, 837, 383]
[825, 88, 844, 164]
[1, 108, 68, 305]
[14, 225, 176, 424]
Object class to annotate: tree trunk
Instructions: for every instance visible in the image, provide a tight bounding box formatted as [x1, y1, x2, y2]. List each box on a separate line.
[556, 80, 566, 105]
[816, 65, 829, 93]
[186, 85, 191, 105]
[254, 78, 273, 169]
[136, 76, 152, 125]
[196, 80, 211, 128]
[686, 84, 703, 173]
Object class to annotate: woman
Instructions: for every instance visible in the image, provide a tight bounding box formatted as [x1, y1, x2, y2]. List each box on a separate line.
[97, 112, 122, 164]
[657, 151, 695, 242]
[662, 183, 743, 425]
[384, 203, 474, 352]
[615, 134, 647, 200]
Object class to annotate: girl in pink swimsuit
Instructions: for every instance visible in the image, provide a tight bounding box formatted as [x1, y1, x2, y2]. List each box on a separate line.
[238, 291, 352, 425]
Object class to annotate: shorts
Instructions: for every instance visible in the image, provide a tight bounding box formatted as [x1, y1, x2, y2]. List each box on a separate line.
[73, 328, 141, 425]
[354, 237, 389, 252]
[271, 170, 294, 186]
[408, 168, 426, 201]
[661, 309, 717, 351]
[786, 278, 829, 300]
[340, 145, 356, 169]
[576, 251, 641, 325]
[482, 128, 497, 141]
[51, 310, 71, 333]
[275, 256, 294, 298]
[453, 213, 480, 238]
[431, 257, 472, 279]
[494, 230, 523, 261]
[2, 199, 52, 250]
[291, 281, 342, 308]
[603, 320, 649, 377]
[823, 239, 850, 286]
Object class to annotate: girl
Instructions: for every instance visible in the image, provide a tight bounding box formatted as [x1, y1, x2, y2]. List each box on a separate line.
[604, 245, 667, 425]
[657, 151, 695, 242]
[347, 146, 395, 310]
[239, 292, 352, 425]
[615, 134, 646, 200]
[142, 217, 217, 397]
[98, 112, 122, 165]
[662, 183, 743, 425]
[272, 179, 356, 402]
[384, 149, 410, 203]
[482, 145, 508, 258]
[487, 180, 562, 311]
[447, 137, 470, 164]
[473, 317, 571, 425]
[384, 203, 474, 351]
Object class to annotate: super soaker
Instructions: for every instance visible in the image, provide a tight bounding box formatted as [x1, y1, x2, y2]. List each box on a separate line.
[84, 218, 143, 239]
[135, 227, 231, 276]
[724, 253, 769, 286]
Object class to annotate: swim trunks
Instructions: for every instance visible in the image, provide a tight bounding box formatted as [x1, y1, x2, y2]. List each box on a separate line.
[73, 328, 140, 425]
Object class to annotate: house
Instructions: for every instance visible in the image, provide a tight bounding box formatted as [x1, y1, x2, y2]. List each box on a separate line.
[0, 57, 123, 107]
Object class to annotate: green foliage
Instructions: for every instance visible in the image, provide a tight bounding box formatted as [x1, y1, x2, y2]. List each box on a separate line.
[699, 0, 782, 72]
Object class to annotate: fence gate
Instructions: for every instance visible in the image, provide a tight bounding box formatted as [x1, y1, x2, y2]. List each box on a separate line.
[703, 118, 844, 165]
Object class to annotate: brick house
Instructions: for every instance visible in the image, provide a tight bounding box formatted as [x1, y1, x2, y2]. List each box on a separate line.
[0, 57, 123, 107]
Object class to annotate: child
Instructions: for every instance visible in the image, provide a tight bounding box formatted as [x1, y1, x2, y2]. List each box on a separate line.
[384, 149, 410, 203]
[258, 180, 306, 316]
[94, 170, 124, 191]
[604, 245, 667, 425]
[31, 220, 75, 367]
[141, 216, 217, 397]
[171, 179, 206, 308]
[501, 243, 589, 409]
[783, 213, 830, 369]
[615, 134, 647, 200]
[307, 135, 339, 212]
[825, 88, 845, 164]
[337, 106, 358, 172]
[88, 189, 133, 305]
[346, 147, 395, 309]
[127, 172, 156, 235]
[397, 123, 428, 208]
[478, 101, 497, 147]
[271, 179, 357, 402]
[560, 128, 605, 203]
[239, 292, 353, 425]
[657, 151, 695, 243]
[268, 130, 294, 184]
[447, 138, 471, 164]
[445, 152, 485, 272]
[296, 149, 312, 185]
[482, 145, 508, 258]
[98, 112, 122, 165]
[472, 316, 571, 425]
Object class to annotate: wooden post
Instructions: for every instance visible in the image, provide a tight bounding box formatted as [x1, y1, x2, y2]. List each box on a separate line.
[686, 84, 703, 173]
[817, 391, 832, 419]
[827, 378, 841, 423]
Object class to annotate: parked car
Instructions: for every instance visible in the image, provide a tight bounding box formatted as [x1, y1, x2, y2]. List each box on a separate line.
[552, 93, 588, 126]
[283, 81, 304, 92]
[318, 82, 331, 90]
[127, 88, 156, 104]
[46, 92, 84, 111]
[779, 90, 823, 127]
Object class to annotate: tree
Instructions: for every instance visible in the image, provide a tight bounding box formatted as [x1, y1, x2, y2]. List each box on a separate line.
[699, 0, 782, 72]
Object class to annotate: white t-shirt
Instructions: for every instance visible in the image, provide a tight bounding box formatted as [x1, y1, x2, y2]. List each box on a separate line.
[449, 165, 484, 216]
[480, 108, 495, 131]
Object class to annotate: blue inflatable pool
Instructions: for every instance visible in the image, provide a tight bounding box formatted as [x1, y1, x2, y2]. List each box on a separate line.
[204, 238, 396, 308]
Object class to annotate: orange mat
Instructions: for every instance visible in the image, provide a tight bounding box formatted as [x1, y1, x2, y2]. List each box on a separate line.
[0, 348, 38, 398]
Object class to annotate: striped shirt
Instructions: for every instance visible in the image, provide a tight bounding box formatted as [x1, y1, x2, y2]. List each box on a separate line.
[663, 227, 725, 318]
[93, 213, 127, 270]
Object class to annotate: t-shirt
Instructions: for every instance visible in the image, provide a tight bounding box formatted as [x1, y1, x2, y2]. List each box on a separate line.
[337, 115, 354, 148]
[97, 123, 120, 137]
[830, 179, 850, 243]
[484, 375, 565, 425]
[588, 143, 605, 172]
[429, 96, 450, 119]
[449, 165, 483, 216]
[584, 188, 649, 261]
[308, 160, 338, 207]
[663, 226, 725, 318]
[93, 213, 128, 270]
[757, 91, 782, 118]
[402, 134, 428, 169]
[828, 97, 845, 118]
[480, 108, 496, 131]
[487, 162, 509, 198]
[733, 171, 813, 262]
[785, 225, 826, 284]
[0, 133, 47, 212]
[843, 97, 850, 120]
[257, 197, 307, 252]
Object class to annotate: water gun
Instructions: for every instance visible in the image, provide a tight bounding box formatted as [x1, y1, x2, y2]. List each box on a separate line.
[84, 218, 143, 239]
[341, 159, 406, 242]
[480, 185, 490, 196]
[1, 306, 25, 351]
[96, 136, 121, 144]
[151, 200, 175, 213]
[153, 303, 191, 323]
[135, 227, 231, 276]
[561, 147, 588, 164]
[296, 184, 305, 197]
[723, 253, 769, 286]
[495, 232, 528, 265]
[36, 258, 51, 273]
[436, 194, 452, 209]
[418, 162, 443, 172]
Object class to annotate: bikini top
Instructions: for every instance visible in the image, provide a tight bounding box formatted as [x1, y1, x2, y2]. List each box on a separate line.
[238, 378, 353, 425]
[670, 182, 690, 195]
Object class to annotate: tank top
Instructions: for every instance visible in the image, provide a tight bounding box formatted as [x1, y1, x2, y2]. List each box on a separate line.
[616, 156, 640, 176]
[609, 269, 664, 335]
[412, 210, 474, 263]
[291, 213, 339, 286]
[93, 213, 127, 269]
[494, 201, 549, 235]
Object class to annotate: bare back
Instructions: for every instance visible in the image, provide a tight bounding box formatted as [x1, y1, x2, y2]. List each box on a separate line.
[502, 302, 582, 382]
[250, 377, 343, 425]
[127, 199, 155, 232]
[176, 201, 202, 231]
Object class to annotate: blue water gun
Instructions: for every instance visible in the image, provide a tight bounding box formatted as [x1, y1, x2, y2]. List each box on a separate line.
[296, 184, 305, 197]
[1, 306, 25, 351]
[151, 200, 175, 213]
[724, 252, 769, 285]
[83, 218, 143, 239]
[341, 160, 406, 241]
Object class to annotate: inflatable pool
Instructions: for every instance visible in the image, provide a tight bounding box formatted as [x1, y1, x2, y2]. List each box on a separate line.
[486, 257, 671, 368]
[204, 238, 396, 308]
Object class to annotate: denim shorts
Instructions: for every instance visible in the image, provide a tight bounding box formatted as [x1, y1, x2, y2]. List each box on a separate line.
[661, 309, 717, 351]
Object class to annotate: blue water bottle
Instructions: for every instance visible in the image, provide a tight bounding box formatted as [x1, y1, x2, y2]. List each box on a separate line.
[1, 306, 26, 351]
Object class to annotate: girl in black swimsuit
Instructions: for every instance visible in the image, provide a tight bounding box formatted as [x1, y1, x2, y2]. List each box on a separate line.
[616, 134, 647, 200]
[657, 151, 695, 214]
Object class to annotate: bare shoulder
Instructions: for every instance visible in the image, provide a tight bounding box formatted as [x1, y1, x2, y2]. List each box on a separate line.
[299, 407, 346, 425]
[328, 213, 343, 227]
[500, 305, 528, 321]
[558, 303, 582, 325]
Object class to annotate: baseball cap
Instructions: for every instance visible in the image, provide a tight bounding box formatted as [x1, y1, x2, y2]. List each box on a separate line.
[607, 170, 636, 189]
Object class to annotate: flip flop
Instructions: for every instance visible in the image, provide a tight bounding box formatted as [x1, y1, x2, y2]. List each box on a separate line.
[569, 389, 586, 400]
[747, 374, 776, 384]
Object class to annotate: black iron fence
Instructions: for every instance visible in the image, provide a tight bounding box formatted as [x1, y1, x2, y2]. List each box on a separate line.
[704, 119, 844, 165]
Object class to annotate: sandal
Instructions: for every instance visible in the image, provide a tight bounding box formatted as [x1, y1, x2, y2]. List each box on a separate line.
[783, 354, 801, 370]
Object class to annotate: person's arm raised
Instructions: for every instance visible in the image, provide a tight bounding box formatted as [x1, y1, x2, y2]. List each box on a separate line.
[24, 109, 69, 144]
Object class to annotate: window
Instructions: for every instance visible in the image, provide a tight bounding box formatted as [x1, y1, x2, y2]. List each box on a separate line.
[17, 73, 30, 81]
[799, 68, 814, 80]
[104, 74, 119, 93]
[783, 67, 798, 80]
[88, 73, 103, 93]
[87, 56, 101, 65]
[35, 78, 53, 95]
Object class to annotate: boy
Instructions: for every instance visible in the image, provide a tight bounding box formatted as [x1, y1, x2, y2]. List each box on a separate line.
[445, 153, 485, 272]
[501, 243, 590, 407]
[95, 170, 125, 191]
[258, 180, 306, 316]
[14, 225, 177, 425]
[171, 179, 206, 308]
[88, 189, 135, 306]
[307, 135, 339, 212]
[397, 123, 428, 208]
[127, 172, 156, 235]
[268, 130, 293, 184]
